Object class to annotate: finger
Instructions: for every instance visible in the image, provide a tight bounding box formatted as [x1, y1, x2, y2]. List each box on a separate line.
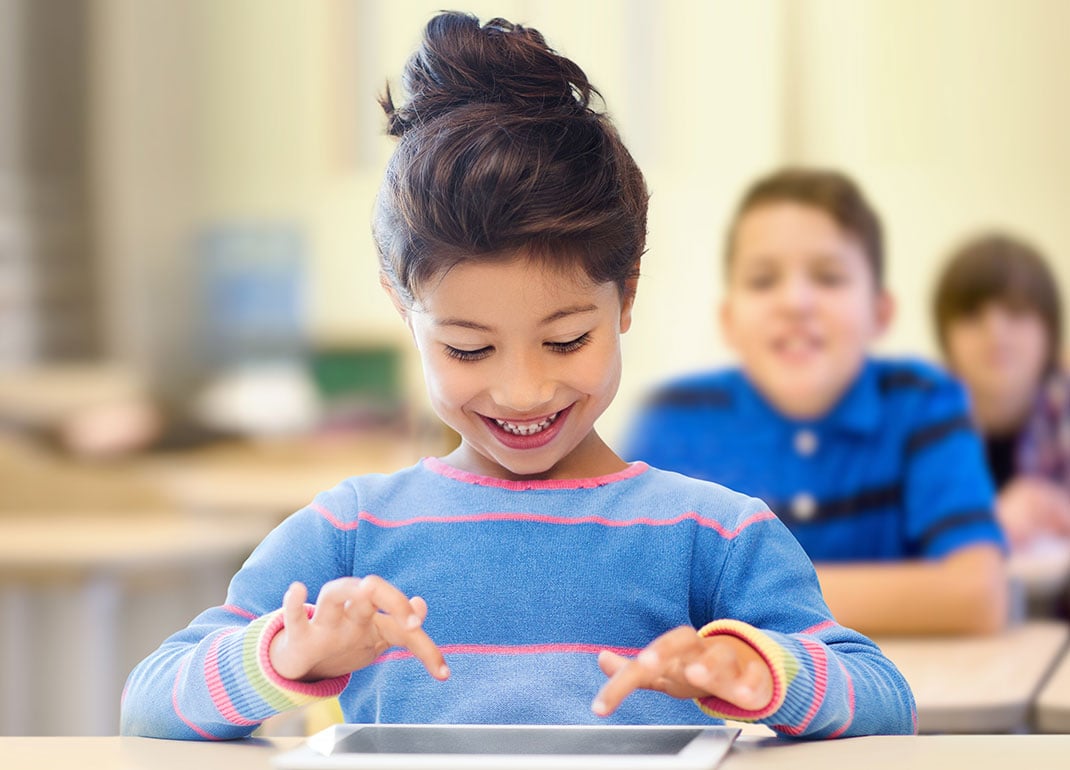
[597, 650, 630, 677]
[314, 578, 364, 626]
[371, 612, 450, 681]
[409, 596, 429, 623]
[360, 575, 423, 630]
[282, 582, 309, 631]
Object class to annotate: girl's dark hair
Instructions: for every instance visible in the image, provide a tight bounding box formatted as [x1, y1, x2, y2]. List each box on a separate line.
[933, 232, 1063, 373]
[373, 12, 648, 305]
[724, 167, 885, 289]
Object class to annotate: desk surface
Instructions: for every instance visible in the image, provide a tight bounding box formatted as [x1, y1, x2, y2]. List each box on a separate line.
[875, 620, 1070, 733]
[1036, 637, 1070, 733]
[4, 734, 1070, 770]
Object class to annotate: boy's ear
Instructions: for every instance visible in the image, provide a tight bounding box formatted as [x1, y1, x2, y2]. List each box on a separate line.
[718, 298, 738, 351]
[874, 290, 896, 336]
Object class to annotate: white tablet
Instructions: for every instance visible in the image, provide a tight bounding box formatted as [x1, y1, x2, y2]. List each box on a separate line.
[272, 724, 740, 770]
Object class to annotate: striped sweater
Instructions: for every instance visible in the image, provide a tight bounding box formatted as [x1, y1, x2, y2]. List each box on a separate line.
[120, 458, 916, 739]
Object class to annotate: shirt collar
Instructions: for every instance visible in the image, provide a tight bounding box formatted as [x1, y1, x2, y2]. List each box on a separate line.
[735, 359, 882, 436]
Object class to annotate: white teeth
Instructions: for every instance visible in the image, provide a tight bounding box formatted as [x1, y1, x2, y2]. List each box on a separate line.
[494, 412, 559, 436]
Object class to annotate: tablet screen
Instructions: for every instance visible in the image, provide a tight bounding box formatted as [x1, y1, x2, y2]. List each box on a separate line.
[333, 725, 702, 755]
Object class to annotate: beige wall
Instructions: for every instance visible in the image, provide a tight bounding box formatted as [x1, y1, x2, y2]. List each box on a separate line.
[90, 0, 1070, 444]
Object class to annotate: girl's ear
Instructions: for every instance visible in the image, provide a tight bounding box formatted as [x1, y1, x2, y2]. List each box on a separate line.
[619, 271, 640, 333]
[380, 272, 411, 325]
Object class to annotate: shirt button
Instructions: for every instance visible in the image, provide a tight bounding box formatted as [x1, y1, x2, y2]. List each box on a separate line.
[792, 493, 817, 521]
[794, 429, 818, 457]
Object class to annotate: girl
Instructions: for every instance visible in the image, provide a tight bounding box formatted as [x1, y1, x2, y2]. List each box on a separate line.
[934, 233, 1070, 550]
[120, 13, 914, 740]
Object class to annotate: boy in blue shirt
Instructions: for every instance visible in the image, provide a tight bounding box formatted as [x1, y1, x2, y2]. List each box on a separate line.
[624, 168, 1007, 636]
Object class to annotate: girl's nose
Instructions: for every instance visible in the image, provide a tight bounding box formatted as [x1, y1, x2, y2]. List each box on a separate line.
[490, 353, 556, 414]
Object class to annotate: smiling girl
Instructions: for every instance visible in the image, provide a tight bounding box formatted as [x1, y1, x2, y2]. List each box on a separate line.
[121, 14, 914, 740]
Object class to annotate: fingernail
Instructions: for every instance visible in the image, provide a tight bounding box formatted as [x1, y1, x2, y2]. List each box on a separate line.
[407, 614, 422, 629]
[438, 665, 450, 679]
[592, 700, 608, 715]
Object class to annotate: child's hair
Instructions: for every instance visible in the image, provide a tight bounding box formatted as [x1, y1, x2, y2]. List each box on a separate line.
[933, 232, 1063, 373]
[373, 11, 648, 307]
[723, 167, 885, 289]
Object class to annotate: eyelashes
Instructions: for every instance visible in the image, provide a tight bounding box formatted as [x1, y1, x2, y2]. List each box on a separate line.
[444, 332, 592, 362]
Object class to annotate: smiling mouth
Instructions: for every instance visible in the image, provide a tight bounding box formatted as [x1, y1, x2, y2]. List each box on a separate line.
[492, 412, 560, 436]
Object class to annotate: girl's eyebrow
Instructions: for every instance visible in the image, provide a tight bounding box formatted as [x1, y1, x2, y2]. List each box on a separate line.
[435, 303, 599, 331]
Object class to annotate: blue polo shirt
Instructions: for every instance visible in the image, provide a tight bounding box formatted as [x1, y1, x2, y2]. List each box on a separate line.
[622, 358, 1005, 561]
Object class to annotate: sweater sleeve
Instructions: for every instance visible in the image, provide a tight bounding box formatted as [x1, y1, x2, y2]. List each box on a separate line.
[697, 501, 918, 738]
[120, 496, 356, 739]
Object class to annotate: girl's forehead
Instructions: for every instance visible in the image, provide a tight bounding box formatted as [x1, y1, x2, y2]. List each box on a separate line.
[413, 259, 618, 316]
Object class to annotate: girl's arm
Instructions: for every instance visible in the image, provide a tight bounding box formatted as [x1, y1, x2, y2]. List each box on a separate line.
[815, 544, 1008, 636]
[120, 492, 359, 740]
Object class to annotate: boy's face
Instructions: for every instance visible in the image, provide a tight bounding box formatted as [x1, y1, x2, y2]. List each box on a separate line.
[945, 301, 1049, 408]
[401, 257, 633, 480]
[721, 202, 892, 420]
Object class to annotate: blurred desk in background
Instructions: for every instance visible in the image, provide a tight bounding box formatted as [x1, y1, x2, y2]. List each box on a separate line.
[875, 620, 1070, 733]
[1036, 638, 1070, 732]
[0, 428, 431, 736]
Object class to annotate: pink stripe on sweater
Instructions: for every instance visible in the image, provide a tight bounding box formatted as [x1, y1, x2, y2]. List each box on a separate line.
[374, 642, 643, 664]
[355, 509, 775, 538]
[172, 659, 222, 740]
[423, 457, 649, 489]
[826, 658, 857, 738]
[800, 620, 836, 635]
[221, 604, 257, 621]
[204, 629, 260, 727]
[773, 637, 828, 736]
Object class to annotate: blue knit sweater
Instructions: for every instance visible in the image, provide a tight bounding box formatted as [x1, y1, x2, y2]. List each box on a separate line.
[120, 458, 916, 739]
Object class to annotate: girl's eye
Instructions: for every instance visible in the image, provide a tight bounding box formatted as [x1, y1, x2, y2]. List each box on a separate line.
[547, 333, 592, 353]
[444, 345, 492, 362]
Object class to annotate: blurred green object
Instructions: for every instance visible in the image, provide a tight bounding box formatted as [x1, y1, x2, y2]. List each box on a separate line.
[310, 345, 404, 428]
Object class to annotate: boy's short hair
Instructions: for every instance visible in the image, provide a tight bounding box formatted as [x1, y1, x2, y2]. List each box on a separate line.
[933, 232, 1063, 373]
[724, 167, 884, 289]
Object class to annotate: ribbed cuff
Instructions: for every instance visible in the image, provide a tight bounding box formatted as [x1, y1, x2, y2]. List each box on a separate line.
[242, 607, 351, 713]
[692, 619, 786, 722]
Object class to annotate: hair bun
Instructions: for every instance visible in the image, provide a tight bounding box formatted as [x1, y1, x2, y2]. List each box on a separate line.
[381, 12, 598, 136]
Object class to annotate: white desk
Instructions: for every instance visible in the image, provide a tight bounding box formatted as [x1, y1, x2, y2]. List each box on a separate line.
[875, 620, 1070, 733]
[4, 734, 1070, 770]
[1035, 642, 1070, 732]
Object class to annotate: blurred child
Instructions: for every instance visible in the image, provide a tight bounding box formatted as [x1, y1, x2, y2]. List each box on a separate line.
[120, 16, 914, 740]
[624, 168, 1008, 636]
[934, 233, 1070, 549]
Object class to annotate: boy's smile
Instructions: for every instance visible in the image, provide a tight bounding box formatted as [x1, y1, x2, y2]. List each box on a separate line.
[399, 256, 633, 480]
[721, 202, 893, 420]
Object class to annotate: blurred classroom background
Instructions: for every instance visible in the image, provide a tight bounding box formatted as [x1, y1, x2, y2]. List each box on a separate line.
[3, 0, 1070, 736]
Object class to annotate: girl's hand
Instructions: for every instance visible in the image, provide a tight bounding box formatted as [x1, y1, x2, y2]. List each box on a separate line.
[268, 576, 450, 683]
[591, 626, 772, 717]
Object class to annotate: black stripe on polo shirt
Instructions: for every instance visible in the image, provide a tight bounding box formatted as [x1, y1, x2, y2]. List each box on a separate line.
[915, 509, 997, 554]
[878, 370, 938, 393]
[774, 482, 902, 524]
[904, 414, 974, 456]
[645, 386, 733, 410]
